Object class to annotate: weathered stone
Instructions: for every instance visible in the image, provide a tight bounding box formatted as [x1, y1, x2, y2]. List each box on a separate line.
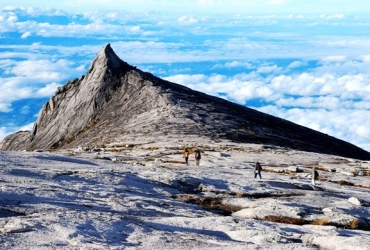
[322, 207, 334, 213]
[48, 97, 54, 111]
[1, 131, 30, 151]
[348, 197, 362, 206]
[288, 166, 303, 172]
[340, 171, 355, 177]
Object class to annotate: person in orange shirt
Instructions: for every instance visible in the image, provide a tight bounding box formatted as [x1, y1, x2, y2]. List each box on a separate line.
[183, 148, 190, 165]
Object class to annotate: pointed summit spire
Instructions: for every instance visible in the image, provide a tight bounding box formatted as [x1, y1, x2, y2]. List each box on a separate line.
[97, 43, 122, 68]
[103, 42, 112, 51]
[90, 43, 123, 70]
[84, 43, 128, 83]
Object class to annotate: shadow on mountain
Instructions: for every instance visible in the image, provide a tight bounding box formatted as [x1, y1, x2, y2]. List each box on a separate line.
[2, 43, 370, 160]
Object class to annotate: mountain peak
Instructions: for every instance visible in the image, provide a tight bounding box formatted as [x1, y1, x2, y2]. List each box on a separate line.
[95, 43, 121, 67]
[98, 43, 117, 59]
[2, 44, 370, 160]
[85, 43, 128, 83]
[102, 42, 112, 51]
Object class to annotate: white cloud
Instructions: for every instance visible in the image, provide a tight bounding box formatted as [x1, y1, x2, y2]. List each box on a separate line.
[256, 64, 281, 74]
[287, 60, 307, 69]
[0, 49, 86, 115]
[258, 105, 370, 150]
[356, 125, 369, 137]
[212, 61, 254, 69]
[0, 126, 7, 141]
[320, 55, 347, 63]
[128, 25, 142, 33]
[0, 102, 11, 112]
[7, 14, 18, 23]
[1, 8, 369, 63]
[275, 96, 342, 110]
[166, 59, 370, 108]
[18, 122, 34, 131]
[361, 55, 370, 62]
[35, 82, 61, 97]
[321, 13, 345, 19]
[165, 74, 207, 85]
[268, 71, 370, 99]
[167, 72, 277, 104]
[8, 59, 73, 81]
[0, 77, 32, 101]
[178, 15, 198, 25]
[21, 31, 31, 38]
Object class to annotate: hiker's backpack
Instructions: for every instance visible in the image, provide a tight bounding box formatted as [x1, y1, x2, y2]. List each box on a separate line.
[256, 162, 262, 171]
[195, 151, 201, 159]
[314, 170, 319, 180]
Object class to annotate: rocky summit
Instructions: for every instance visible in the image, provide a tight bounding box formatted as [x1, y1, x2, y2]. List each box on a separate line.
[2, 44, 370, 160]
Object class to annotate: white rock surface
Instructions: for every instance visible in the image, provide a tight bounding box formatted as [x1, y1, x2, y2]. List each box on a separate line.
[348, 197, 362, 206]
[0, 140, 370, 249]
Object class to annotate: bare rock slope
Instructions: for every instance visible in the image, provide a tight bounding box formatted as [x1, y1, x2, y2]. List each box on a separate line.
[2, 44, 370, 160]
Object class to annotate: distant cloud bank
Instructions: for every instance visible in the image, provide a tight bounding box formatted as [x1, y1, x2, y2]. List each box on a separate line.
[0, 3, 370, 151]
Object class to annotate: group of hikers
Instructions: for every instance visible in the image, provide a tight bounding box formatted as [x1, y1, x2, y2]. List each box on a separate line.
[183, 148, 201, 166]
[254, 161, 320, 183]
[183, 147, 262, 178]
[182, 148, 320, 185]
[183, 148, 262, 176]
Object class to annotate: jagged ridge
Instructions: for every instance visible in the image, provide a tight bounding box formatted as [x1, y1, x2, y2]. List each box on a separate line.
[2, 43, 370, 160]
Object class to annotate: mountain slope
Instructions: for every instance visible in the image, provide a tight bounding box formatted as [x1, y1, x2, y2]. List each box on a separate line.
[2, 43, 370, 160]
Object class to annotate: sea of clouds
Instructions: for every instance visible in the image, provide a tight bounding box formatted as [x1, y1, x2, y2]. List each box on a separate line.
[0, 3, 369, 150]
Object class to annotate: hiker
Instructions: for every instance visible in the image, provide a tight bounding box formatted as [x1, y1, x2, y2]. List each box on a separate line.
[183, 148, 190, 165]
[194, 149, 201, 166]
[312, 167, 319, 186]
[254, 161, 262, 179]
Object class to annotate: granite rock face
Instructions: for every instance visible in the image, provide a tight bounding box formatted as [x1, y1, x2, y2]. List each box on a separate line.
[2, 43, 370, 160]
[1, 131, 30, 151]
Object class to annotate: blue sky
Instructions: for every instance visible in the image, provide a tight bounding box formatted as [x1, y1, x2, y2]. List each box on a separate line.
[1, 0, 370, 151]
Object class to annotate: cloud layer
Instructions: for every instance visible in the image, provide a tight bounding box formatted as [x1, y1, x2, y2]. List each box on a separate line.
[164, 57, 370, 150]
[0, 4, 369, 151]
